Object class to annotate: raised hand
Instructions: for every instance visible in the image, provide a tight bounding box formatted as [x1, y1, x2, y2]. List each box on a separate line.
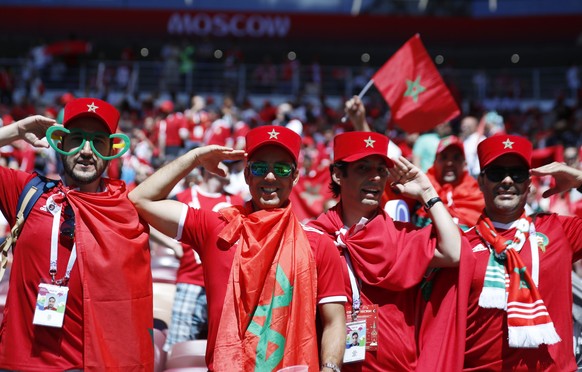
[16, 115, 57, 148]
[531, 161, 582, 198]
[194, 145, 246, 177]
[388, 156, 435, 201]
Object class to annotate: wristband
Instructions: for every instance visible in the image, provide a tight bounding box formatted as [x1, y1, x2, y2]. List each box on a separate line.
[423, 196, 442, 212]
[321, 362, 341, 372]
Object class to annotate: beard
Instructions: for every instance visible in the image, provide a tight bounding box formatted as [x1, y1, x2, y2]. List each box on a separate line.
[62, 155, 108, 185]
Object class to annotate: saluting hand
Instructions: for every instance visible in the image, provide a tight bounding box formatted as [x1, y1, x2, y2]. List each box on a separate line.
[531, 161, 582, 198]
[388, 156, 435, 200]
[194, 145, 246, 177]
[16, 115, 57, 148]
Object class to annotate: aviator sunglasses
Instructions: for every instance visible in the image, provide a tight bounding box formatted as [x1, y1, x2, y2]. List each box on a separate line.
[248, 161, 295, 177]
[481, 166, 529, 183]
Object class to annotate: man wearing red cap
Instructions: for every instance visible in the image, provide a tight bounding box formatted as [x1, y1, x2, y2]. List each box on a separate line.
[0, 98, 153, 370]
[308, 131, 465, 371]
[130, 125, 347, 372]
[463, 134, 582, 370]
[414, 135, 484, 231]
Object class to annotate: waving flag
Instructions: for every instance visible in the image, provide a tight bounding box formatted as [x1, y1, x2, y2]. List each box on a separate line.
[372, 34, 460, 133]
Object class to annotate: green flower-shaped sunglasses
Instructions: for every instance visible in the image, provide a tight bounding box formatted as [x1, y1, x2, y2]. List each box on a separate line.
[46, 126, 130, 160]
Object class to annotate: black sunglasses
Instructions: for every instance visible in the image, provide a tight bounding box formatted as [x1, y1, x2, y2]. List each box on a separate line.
[481, 166, 529, 183]
[248, 161, 295, 178]
[60, 204, 75, 240]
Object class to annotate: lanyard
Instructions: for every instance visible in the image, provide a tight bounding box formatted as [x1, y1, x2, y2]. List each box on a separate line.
[46, 194, 77, 286]
[336, 217, 368, 321]
[344, 249, 361, 320]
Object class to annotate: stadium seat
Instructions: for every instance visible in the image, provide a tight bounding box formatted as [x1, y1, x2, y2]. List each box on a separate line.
[153, 328, 167, 372]
[165, 339, 207, 369]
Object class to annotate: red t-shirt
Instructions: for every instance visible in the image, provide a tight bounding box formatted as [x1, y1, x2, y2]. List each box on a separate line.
[174, 186, 244, 286]
[0, 168, 83, 370]
[463, 213, 582, 371]
[178, 205, 347, 371]
[159, 113, 187, 148]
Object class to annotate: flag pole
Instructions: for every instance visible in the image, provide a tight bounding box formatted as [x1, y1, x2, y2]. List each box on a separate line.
[340, 78, 375, 123]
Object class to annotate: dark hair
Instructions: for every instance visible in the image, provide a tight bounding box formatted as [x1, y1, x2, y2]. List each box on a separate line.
[329, 161, 348, 198]
[352, 331, 358, 337]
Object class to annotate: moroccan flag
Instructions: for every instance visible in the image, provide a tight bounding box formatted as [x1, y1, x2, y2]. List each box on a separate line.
[214, 204, 319, 371]
[372, 34, 460, 133]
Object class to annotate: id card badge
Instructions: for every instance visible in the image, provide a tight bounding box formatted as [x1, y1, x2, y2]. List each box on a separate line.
[344, 303, 379, 351]
[343, 320, 366, 363]
[33, 283, 69, 328]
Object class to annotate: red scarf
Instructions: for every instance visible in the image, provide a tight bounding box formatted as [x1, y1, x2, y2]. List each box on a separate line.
[476, 213, 561, 348]
[64, 179, 153, 371]
[213, 203, 318, 371]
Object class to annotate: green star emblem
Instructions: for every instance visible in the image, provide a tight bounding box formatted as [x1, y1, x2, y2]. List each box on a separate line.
[404, 76, 426, 103]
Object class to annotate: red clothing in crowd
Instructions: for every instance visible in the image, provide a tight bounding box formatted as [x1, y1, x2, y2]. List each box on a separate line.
[178, 204, 346, 371]
[415, 167, 485, 230]
[463, 213, 582, 371]
[158, 112, 187, 148]
[0, 168, 152, 371]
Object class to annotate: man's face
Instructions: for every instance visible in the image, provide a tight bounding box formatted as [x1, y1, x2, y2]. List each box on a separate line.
[203, 170, 230, 194]
[60, 118, 112, 186]
[478, 154, 530, 223]
[47, 297, 56, 308]
[434, 147, 465, 185]
[334, 155, 389, 215]
[352, 333, 358, 344]
[460, 117, 478, 139]
[244, 145, 298, 210]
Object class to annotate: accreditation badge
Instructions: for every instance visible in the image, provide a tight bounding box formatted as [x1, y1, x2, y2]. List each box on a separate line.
[344, 303, 379, 355]
[32, 283, 69, 328]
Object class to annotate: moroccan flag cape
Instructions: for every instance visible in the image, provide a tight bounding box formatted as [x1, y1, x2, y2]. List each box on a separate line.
[214, 203, 319, 371]
[415, 167, 485, 230]
[475, 214, 561, 347]
[415, 235, 475, 371]
[309, 203, 434, 290]
[372, 34, 460, 133]
[64, 179, 154, 371]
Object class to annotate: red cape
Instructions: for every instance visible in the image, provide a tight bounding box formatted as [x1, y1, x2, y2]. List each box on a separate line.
[66, 178, 153, 371]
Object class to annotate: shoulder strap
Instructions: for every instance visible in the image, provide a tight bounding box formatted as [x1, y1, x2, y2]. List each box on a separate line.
[0, 175, 57, 281]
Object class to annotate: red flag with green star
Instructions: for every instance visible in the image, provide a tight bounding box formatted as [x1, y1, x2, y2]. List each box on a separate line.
[372, 34, 460, 133]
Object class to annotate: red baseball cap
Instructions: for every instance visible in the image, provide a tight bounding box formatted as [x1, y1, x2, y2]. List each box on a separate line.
[245, 125, 301, 163]
[477, 134, 532, 169]
[333, 132, 394, 167]
[436, 135, 465, 155]
[63, 98, 120, 134]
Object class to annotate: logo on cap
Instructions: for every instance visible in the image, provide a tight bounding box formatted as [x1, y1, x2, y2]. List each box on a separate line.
[503, 138, 514, 149]
[364, 136, 376, 148]
[87, 102, 98, 113]
[268, 129, 280, 139]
